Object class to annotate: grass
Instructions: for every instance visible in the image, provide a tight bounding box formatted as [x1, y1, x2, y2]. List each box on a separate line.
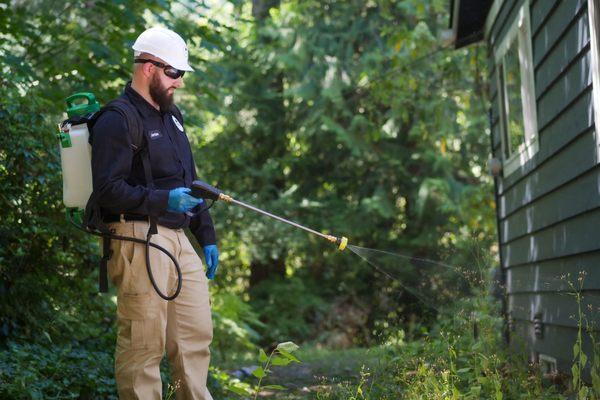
[225, 294, 573, 399]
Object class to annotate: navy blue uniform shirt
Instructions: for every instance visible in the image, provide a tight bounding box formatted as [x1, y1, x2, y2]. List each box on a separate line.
[91, 82, 216, 246]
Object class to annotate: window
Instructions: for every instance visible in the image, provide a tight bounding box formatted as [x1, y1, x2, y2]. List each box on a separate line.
[494, 0, 538, 177]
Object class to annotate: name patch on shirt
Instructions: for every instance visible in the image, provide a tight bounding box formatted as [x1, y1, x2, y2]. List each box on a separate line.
[149, 130, 163, 140]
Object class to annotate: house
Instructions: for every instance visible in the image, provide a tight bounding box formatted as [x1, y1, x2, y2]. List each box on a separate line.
[450, 0, 600, 378]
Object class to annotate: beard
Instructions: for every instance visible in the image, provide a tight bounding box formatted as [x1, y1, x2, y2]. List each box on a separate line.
[149, 72, 174, 111]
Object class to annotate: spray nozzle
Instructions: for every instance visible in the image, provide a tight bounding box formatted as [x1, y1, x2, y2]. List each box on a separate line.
[336, 236, 348, 251]
[326, 235, 348, 251]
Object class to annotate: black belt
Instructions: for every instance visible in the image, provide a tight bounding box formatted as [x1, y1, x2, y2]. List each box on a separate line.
[104, 214, 148, 223]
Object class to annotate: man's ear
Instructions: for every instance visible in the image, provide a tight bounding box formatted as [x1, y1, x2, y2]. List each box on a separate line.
[142, 62, 154, 79]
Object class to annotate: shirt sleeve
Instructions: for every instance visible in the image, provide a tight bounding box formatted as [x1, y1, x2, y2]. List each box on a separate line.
[189, 159, 217, 247]
[91, 110, 170, 217]
[189, 201, 217, 247]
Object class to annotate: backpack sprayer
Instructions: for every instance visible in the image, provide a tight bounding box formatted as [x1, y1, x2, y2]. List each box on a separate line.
[58, 92, 348, 301]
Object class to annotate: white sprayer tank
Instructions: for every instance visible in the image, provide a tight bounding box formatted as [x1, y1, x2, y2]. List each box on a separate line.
[59, 93, 101, 210]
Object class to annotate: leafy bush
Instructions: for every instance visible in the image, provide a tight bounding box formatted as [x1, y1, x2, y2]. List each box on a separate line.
[249, 277, 328, 345]
[0, 340, 116, 399]
[212, 291, 266, 362]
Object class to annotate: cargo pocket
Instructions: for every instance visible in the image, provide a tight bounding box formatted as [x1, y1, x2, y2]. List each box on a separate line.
[114, 223, 137, 265]
[117, 293, 159, 350]
[107, 223, 137, 288]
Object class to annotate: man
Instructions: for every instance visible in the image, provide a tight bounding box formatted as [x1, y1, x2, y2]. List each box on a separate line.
[91, 27, 218, 399]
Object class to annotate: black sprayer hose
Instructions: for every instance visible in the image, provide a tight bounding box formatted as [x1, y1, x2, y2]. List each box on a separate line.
[67, 214, 182, 301]
[144, 230, 182, 301]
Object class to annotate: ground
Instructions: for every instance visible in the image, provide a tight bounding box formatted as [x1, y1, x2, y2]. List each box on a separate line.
[250, 347, 386, 399]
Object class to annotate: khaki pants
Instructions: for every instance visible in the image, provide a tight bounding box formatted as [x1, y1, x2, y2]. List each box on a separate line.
[107, 220, 213, 400]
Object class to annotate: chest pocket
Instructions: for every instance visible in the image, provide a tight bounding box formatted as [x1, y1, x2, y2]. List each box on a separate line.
[145, 129, 182, 180]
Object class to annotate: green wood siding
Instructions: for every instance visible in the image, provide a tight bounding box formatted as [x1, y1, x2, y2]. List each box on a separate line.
[530, 0, 558, 32]
[537, 52, 592, 128]
[508, 253, 600, 292]
[534, 12, 590, 95]
[500, 162, 599, 243]
[488, 0, 599, 376]
[531, 0, 587, 67]
[511, 321, 597, 379]
[501, 207, 600, 266]
[497, 89, 594, 196]
[498, 129, 596, 217]
[509, 292, 600, 328]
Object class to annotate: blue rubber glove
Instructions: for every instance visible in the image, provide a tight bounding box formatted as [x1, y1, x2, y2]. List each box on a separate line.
[167, 187, 203, 213]
[203, 245, 219, 280]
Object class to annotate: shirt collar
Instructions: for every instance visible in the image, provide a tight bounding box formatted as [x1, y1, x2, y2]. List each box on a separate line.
[124, 81, 164, 119]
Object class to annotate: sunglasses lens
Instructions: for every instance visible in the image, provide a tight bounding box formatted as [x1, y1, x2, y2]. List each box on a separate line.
[164, 67, 184, 79]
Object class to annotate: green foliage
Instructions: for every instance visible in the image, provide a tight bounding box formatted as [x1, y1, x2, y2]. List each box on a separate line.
[209, 341, 301, 399]
[191, 0, 496, 342]
[250, 341, 301, 398]
[0, 0, 518, 397]
[249, 276, 328, 344]
[314, 294, 566, 400]
[0, 79, 115, 343]
[567, 272, 600, 399]
[211, 292, 266, 361]
[0, 0, 173, 343]
[0, 340, 116, 399]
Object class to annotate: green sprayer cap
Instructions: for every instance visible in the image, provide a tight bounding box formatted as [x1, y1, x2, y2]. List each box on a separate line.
[66, 92, 100, 118]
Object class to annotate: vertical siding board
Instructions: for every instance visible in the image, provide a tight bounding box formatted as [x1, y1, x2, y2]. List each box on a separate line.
[492, 122, 501, 151]
[489, 70, 498, 99]
[490, 0, 519, 47]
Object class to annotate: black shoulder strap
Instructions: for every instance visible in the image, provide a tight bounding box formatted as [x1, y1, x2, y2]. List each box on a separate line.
[90, 96, 145, 154]
[105, 97, 157, 235]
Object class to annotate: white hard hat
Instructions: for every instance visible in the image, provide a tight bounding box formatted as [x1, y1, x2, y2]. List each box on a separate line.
[132, 27, 193, 71]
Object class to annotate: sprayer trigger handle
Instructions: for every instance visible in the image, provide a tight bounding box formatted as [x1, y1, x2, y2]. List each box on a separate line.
[191, 180, 222, 201]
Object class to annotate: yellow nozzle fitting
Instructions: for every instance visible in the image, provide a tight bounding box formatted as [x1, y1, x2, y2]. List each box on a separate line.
[219, 193, 233, 202]
[325, 235, 337, 243]
[337, 236, 348, 251]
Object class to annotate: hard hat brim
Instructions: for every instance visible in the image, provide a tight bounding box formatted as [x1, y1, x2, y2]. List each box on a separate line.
[132, 40, 194, 72]
[172, 62, 194, 72]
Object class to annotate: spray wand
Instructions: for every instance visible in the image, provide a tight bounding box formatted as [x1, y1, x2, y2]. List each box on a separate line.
[191, 180, 349, 251]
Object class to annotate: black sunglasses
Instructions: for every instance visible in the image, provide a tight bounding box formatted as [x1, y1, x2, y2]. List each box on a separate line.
[134, 58, 185, 79]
